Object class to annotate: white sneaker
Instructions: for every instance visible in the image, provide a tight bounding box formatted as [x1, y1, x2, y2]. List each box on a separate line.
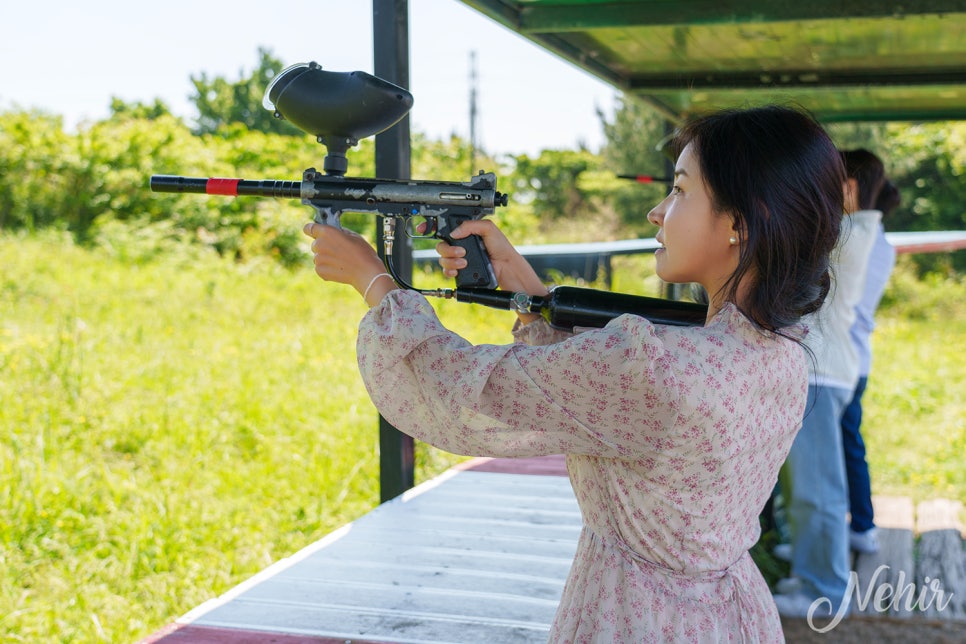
[773, 591, 840, 619]
[850, 527, 880, 553]
[772, 543, 792, 562]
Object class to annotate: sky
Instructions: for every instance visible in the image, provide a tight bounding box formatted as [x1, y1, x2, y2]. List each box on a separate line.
[1, 0, 620, 157]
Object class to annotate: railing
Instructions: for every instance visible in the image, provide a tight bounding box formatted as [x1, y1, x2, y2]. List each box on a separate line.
[413, 231, 966, 287]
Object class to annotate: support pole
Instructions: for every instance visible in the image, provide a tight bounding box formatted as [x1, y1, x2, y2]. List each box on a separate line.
[373, 0, 415, 502]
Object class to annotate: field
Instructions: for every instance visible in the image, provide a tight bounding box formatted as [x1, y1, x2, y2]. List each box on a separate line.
[1, 233, 963, 642]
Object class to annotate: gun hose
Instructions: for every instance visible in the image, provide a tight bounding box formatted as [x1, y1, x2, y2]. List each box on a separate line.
[452, 288, 523, 311]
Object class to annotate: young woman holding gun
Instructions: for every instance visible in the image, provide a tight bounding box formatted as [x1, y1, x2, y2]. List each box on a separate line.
[303, 105, 844, 642]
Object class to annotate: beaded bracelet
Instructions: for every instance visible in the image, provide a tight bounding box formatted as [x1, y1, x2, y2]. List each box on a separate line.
[363, 272, 393, 302]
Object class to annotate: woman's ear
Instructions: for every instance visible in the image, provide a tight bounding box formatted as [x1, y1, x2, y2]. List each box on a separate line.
[729, 216, 746, 247]
[843, 178, 859, 213]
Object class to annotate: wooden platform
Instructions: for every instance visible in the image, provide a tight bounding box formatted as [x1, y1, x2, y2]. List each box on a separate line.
[143, 456, 579, 644]
[142, 457, 965, 643]
[851, 496, 966, 621]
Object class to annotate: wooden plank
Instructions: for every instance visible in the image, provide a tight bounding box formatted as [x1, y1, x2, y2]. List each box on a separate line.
[916, 499, 966, 622]
[916, 529, 966, 622]
[916, 499, 965, 536]
[851, 496, 916, 618]
[779, 613, 966, 642]
[872, 495, 916, 531]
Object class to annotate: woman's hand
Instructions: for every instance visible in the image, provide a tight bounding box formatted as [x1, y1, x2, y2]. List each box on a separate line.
[436, 220, 548, 296]
[302, 222, 397, 306]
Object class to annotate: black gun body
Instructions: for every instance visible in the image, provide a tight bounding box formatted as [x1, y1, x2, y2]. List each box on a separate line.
[306, 177, 500, 209]
[150, 171, 502, 288]
[301, 172, 500, 288]
[150, 174, 499, 207]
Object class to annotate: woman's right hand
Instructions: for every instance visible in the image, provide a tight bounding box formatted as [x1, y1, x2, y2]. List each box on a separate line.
[435, 220, 548, 296]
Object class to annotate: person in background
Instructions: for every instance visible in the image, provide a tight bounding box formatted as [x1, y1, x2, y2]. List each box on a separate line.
[841, 179, 899, 554]
[773, 149, 886, 619]
[304, 106, 845, 641]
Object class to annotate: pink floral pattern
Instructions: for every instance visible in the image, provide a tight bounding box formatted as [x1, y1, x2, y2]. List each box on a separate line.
[357, 290, 807, 642]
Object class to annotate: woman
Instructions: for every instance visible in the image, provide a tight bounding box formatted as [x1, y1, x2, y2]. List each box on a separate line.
[772, 148, 884, 619]
[303, 105, 844, 642]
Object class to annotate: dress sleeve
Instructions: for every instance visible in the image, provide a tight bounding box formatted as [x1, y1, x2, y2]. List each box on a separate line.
[511, 315, 574, 346]
[356, 290, 684, 458]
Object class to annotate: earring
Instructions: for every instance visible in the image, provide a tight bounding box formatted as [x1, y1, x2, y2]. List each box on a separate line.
[729, 236, 738, 245]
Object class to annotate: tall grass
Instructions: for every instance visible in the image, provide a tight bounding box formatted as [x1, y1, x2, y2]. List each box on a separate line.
[861, 257, 966, 502]
[0, 232, 500, 642]
[0, 234, 962, 642]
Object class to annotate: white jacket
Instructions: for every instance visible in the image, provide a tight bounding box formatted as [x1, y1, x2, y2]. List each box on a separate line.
[803, 209, 882, 390]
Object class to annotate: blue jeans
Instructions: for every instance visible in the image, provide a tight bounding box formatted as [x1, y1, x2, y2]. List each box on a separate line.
[784, 385, 851, 609]
[841, 376, 875, 533]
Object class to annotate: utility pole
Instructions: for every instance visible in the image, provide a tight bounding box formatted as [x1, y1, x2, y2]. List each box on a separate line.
[372, 0, 415, 503]
[469, 50, 478, 174]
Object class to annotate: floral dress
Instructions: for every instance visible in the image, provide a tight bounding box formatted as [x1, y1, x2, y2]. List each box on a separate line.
[357, 290, 807, 643]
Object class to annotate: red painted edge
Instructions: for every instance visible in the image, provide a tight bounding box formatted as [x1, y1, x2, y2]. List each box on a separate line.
[895, 239, 966, 254]
[140, 624, 395, 644]
[454, 454, 568, 476]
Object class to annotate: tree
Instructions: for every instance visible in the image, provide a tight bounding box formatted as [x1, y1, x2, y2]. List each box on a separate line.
[190, 47, 301, 137]
[509, 149, 595, 221]
[599, 95, 673, 180]
[0, 110, 73, 231]
[828, 121, 966, 274]
[109, 97, 173, 121]
[596, 96, 674, 230]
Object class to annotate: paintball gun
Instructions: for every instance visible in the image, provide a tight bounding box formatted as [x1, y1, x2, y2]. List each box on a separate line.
[150, 62, 707, 329]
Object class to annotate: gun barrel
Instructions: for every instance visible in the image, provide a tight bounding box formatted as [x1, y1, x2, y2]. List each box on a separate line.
[150, 175, 302, 199]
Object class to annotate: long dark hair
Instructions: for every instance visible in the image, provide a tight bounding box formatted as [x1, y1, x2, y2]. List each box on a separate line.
[842, 149, 887, 211]
[875, 180, 901, 220]
[672, 105, 845, 332]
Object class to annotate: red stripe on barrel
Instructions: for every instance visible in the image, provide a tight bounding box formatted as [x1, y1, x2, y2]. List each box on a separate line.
[207, 178, 241, 196]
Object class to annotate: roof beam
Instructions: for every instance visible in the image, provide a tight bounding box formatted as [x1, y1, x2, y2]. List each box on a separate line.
[816, 108, 966, 122]
[512, 1, 966, 32]
[626, 70, 966, 90]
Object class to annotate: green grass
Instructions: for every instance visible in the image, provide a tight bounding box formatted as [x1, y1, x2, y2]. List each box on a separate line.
[861, 261, 966, 503]
[1, 234, 963, 642]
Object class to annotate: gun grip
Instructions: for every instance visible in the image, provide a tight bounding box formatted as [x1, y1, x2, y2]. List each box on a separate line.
[308, 204, 343, 228]
[438, 218, 497, 289]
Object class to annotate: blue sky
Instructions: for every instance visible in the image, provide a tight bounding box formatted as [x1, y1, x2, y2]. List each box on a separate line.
[1, 0, 618, 156]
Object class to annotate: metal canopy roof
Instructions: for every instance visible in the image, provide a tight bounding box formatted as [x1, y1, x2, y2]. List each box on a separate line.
[457, 0, 966, 123]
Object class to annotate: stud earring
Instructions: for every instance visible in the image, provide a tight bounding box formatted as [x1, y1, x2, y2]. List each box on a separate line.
[729, 236, 738, 245]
